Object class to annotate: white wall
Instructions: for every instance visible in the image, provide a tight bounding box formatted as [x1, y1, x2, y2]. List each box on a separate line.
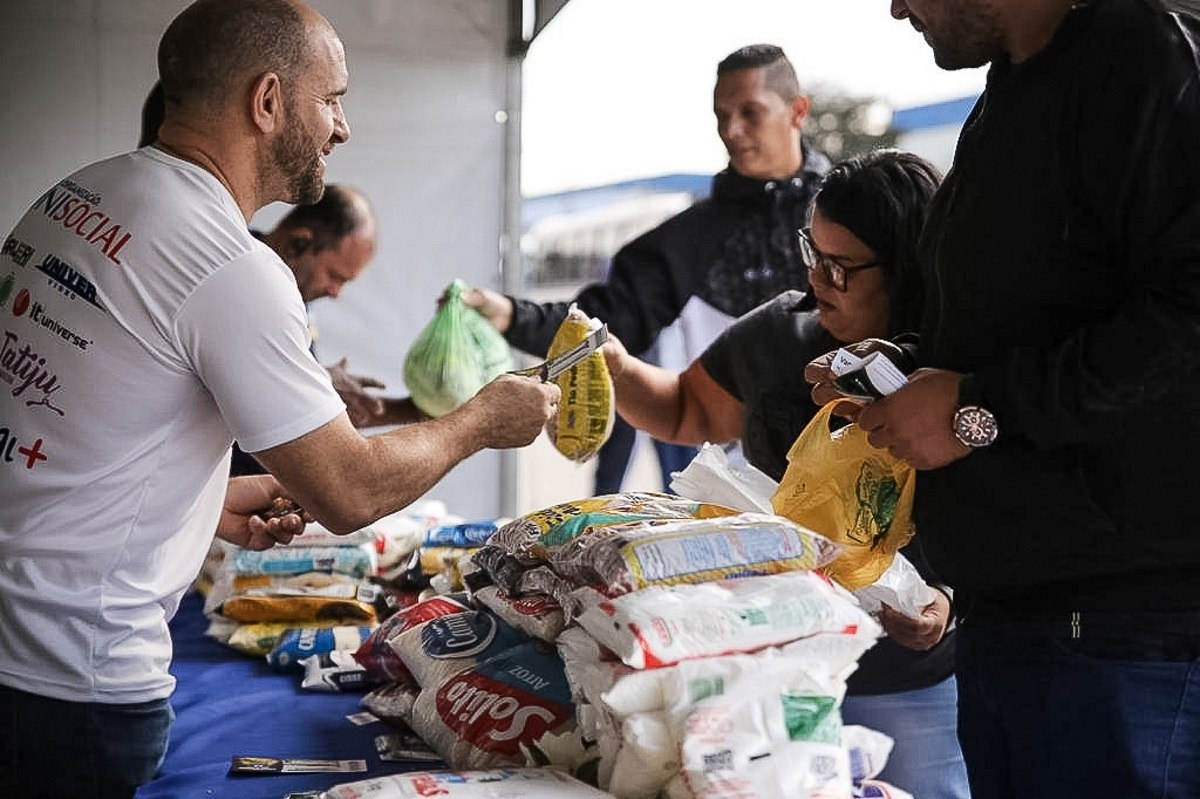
[0, 0, 516, 519]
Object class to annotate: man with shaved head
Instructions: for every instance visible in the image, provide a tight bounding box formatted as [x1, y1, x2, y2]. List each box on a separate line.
[143, 82, 414, 434]
[0, 2, 557, 795]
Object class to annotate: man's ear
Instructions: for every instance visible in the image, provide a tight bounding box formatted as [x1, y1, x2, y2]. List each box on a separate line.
[288, 227, 315, 256]
[250, 72, 284, 134]
[791, 94, 812, 129]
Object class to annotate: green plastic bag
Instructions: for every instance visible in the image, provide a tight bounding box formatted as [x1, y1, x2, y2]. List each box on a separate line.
[403, 279, 514, 417]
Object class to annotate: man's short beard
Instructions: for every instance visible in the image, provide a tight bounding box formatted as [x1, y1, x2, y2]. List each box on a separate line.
[929, 0, 1004, 70]
[289, 162, 325, 205]
[270, 96, 325, 205]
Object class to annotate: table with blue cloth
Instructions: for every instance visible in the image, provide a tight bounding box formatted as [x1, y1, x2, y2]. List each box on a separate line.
[137, 591, 432, 799]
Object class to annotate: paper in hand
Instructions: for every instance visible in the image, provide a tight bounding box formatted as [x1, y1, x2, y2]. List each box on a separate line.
[829, 348, 908, 401]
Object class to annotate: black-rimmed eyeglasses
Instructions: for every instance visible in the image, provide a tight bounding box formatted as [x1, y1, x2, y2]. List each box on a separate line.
[797, 227, 882, 292]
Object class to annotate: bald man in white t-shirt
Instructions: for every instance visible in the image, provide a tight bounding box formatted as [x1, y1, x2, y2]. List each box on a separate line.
[0, 2, 557, 795]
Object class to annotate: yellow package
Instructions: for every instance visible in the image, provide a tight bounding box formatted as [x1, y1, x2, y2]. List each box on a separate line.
[489, 491, 736, 554]
[418, 546, 479, 576]
[545, 306, 614, 461]
[229, 572, 359, 594]
[220, 593, 377, 624]
[771, 402, 915, 590]
[548, 512, 842, 594]
[225, 619, 346, 657]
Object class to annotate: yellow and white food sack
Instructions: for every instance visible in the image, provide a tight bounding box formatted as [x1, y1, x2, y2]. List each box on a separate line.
[546, 512, 841, 598]
[487, 491, 735, 555]
[545, 306, 614, 462]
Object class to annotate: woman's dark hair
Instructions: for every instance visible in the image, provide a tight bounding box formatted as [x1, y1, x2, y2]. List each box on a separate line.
[811, 148, 942, 336]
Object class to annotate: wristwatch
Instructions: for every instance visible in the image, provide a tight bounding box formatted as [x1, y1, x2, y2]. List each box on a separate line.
[953, 405, 998, 448]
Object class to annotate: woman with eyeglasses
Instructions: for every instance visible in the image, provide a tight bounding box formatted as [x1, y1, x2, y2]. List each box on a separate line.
[602, 148, 969, 798]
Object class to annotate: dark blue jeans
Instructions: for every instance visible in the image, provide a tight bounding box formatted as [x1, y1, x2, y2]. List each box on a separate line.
[955, 616, 1200, 798]
[592, 414, 637, 495]
[0, 683, 173, 799]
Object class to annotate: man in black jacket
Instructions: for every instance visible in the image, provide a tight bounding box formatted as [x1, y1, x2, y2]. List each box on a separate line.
[465, 44, 830, 492]
[808, 1, 1200, 796]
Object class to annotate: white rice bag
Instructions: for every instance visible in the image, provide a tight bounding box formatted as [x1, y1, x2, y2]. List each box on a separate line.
[607, 711, 679, 799]
[391, 609, 529, 689]
[842, 724, 895, 784]
[574, 571, 879, 669]
[472, 585, 566, 643]
[672, 682, 852, 799]
[318, 767, 611, 798]
[407, 640, 575, 770]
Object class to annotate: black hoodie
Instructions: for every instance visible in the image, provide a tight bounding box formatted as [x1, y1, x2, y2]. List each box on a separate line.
[915, 0, 1200, 617]
[504, 144, 831, 357]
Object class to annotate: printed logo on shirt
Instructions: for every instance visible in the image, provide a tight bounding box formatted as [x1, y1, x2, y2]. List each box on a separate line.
[1, 330, 66, 417]
[2, 236, 35, 267]
[11, 294, 93, 354]
[11, 289, 30, 318]
[34, 253, 105, 313]
[32, 180, 132, 266]
[0, 426, 50, 470]
[0, 273, 15, 309]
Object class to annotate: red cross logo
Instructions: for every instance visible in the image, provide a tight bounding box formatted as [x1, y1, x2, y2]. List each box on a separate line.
[18, 438, 46, 469]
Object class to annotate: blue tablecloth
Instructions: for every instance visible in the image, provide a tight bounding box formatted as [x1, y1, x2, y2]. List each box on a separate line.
[137, 591, 426, 799]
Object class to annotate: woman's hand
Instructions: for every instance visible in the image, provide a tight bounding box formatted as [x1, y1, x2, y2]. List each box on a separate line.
[878, 588, 951, 651]
[600, 333, 630, 385]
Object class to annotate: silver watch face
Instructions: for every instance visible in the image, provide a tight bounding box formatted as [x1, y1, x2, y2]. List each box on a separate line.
[954, 406, 998, 448]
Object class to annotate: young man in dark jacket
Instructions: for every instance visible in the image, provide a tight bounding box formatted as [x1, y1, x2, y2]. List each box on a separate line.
[808, 1, 1200, 795]
[464, 44, 830, 492]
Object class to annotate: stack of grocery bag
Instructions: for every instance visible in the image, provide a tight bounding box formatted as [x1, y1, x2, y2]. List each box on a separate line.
[201, 522, 383, 678]
[332, 488, 913, 798]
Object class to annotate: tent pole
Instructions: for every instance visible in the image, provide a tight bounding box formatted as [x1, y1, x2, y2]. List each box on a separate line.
[497, 0, 532, 519]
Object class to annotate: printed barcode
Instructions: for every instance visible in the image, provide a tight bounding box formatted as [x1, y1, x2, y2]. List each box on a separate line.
[703, 749, 735, 773]
[812, 753, 837, 778]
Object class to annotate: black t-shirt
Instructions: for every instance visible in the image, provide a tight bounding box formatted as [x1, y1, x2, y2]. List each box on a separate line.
[701, 292, 836, 480]
[701, 291, 955, 694]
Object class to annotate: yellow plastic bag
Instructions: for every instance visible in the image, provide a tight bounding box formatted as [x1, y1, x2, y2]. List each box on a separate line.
[545, 305, 614, 461]
[770, 402, 915, 590]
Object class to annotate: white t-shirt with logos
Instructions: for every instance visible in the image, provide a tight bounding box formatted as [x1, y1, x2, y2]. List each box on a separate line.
[0, 148, 345, 704]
